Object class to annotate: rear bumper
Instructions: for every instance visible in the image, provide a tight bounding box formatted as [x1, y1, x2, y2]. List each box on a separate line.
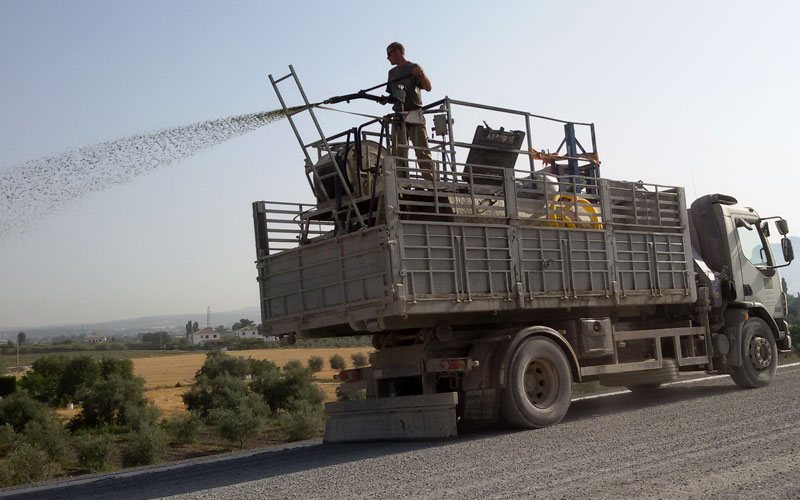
[324, 392, 458, 443]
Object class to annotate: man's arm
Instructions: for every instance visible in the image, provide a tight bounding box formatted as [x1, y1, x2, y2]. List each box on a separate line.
[412, 65, 432, 92]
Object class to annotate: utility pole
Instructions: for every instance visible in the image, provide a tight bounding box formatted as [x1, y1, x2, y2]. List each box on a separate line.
[16, 331, 23, 375]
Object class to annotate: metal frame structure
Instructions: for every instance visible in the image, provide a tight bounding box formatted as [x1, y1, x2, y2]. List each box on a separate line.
[269, 66, 366, 232]
[268, 65, 602, 235]
[253, 69, 705, 384]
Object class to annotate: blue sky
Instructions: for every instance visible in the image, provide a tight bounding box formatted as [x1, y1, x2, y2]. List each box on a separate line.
[1, 1, 798, 329]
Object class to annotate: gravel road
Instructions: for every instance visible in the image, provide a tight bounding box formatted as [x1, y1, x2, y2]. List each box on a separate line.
[6, 364, 800, 499]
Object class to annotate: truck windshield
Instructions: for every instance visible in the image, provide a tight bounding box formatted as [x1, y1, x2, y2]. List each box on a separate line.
[735, 220, 770, 266]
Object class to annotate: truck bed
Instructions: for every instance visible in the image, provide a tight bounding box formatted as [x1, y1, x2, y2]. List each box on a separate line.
[253, 165, 696, 337]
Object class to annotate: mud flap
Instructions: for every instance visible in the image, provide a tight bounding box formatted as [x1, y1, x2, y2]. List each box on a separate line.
[777, 332, 791, 352]
[324, 392, 458, 443]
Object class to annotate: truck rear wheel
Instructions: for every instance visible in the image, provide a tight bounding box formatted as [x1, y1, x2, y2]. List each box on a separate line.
[729, 317, 777, 389]
[500, 336, 572, 429]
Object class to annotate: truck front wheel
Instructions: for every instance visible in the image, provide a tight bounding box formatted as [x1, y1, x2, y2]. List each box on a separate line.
[729, 317, 778, 389]
[500, 336, 572, 429]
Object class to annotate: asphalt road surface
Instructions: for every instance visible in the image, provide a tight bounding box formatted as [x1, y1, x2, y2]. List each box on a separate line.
[5, 364, 800, 499]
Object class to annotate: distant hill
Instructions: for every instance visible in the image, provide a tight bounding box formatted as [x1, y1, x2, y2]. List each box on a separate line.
[0, 306, 261, 341]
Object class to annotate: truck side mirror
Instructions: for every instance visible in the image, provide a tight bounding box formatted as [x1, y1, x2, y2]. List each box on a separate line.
[776, 219, 789, 235]
[782, 237, 794, 263]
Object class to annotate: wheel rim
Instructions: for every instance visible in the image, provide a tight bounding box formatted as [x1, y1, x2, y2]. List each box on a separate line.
[748, 336, 773, 371]
[523, 358, 559, 408]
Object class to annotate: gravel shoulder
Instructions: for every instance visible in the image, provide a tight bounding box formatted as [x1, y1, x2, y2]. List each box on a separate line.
[6, 364, 800, 499]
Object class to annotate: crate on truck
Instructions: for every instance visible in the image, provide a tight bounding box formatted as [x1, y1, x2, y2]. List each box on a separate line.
[254, 66, 795, 442]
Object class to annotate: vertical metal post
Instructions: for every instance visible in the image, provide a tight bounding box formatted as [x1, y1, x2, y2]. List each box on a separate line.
[675, 186, 696, 301]
[252, 202, 269, 257]
[590, 123, 600, 178]
[444, 97, 457, 175]
[252, 202, 269, 327]
[525, 114, 535, 174]
[503, 166, 519, 221]
[382, 155, 407, 313]
[564, 123, 579, 177]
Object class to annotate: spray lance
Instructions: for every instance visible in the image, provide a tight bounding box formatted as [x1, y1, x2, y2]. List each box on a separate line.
[324, 73, 412, 105]
[290, 74, 410, 114]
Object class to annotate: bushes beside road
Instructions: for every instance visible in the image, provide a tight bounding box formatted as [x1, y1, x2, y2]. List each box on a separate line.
[0, 355, 167, 487]
[0, 349, 336, 488]
[19, 356, 146, 416]
[0, 355, 168, 486]
[182, 351, 325, 448]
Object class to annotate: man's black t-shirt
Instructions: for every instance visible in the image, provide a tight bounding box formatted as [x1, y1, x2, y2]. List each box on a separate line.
[387, 62, 423, 112]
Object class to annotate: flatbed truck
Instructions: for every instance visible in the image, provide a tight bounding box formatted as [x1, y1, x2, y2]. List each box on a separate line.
[254, 67, 794, 442]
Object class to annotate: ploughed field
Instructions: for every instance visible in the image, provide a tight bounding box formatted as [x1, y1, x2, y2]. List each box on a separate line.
[134, 348, 373, 417]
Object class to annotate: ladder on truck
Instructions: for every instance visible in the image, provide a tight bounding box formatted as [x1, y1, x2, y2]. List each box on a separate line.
[268, 65, 366, 233]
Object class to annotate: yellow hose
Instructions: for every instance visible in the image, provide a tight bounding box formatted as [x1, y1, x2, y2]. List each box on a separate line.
[546, 194, 603, 230]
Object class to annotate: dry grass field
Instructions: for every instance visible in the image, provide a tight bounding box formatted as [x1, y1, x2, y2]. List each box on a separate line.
[134, 347, 373, 417]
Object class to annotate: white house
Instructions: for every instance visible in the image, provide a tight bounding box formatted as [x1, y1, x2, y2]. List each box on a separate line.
[233, 326, 278, 343]
[189, 327, 222, 346]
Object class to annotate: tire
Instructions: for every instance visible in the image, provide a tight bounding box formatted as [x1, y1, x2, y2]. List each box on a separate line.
[599, 358, 679, 388]
[729, 317, 777, 389]
[500, 336, 572, 429]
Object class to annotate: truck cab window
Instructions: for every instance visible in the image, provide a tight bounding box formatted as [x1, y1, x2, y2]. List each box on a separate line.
[735, 219, 770, 267]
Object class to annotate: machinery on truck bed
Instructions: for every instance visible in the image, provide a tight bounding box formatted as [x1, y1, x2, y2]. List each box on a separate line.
[254, 66, 795, 442]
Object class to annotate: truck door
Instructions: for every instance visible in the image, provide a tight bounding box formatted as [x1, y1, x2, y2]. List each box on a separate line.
[733, 218, 782, 317]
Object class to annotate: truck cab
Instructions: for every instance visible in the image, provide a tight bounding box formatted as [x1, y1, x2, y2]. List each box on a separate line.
[690, 194, 793, 354]
[730, 208, 784, 312]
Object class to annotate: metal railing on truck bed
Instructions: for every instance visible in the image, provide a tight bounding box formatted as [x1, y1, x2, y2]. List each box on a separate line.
[253, 99, 695, 337]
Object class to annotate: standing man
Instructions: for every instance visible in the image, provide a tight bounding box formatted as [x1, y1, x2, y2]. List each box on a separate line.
[385, 42, 435, 181]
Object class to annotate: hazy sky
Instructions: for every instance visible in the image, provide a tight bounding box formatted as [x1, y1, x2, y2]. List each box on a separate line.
[1, 1, 798, 329]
